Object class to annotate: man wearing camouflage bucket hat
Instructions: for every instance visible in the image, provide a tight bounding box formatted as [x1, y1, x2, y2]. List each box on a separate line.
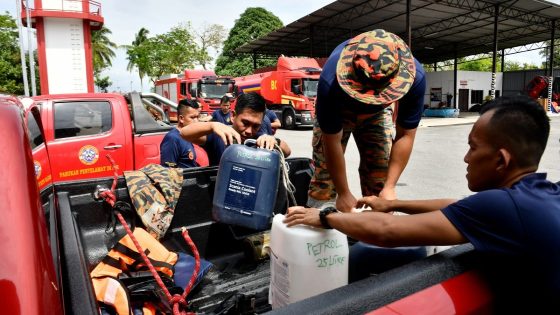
[308, 29, 426, 213]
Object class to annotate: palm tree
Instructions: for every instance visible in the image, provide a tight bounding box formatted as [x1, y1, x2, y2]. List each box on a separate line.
[124, 28, 150, 89]
[91, 26, 117, 75]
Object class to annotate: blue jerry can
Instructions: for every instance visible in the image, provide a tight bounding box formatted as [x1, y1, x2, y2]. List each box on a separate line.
[212, 142, 280, 230]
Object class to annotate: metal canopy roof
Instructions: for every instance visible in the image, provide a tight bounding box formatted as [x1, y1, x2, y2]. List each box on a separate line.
[235, 0, 560, 64]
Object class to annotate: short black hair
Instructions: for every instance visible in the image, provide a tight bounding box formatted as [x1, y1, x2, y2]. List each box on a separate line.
[220, 94, 232, 105]
[235, 92, 266, 115]
[178, 98, 199, 115]
[481, 95, 550, 168]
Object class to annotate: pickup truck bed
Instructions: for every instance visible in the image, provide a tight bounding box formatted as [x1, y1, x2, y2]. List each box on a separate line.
[44, 156, 500, 314]
[45, 158, 313, 314]
[8, 94, 554, 314]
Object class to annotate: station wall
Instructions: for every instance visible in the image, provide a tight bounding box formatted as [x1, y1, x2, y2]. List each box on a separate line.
[424, 70, 503, 111]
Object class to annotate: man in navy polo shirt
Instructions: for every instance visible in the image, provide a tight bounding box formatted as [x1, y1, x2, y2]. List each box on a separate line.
[160, 99, 208, 168]
[211, 94, 233, 125]
[308, 29, 426, 213]
[287, 96, 559, 310]
[258, 109, 281, 135]
[180, 92, 291, 166]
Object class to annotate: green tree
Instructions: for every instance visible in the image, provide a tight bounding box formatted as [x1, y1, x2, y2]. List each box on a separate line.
[123, 27, 149, 88]
[128, 24, 199, 83]
[91, 26, 117, 75]
[458, 57, 494, 71]
[502, 60, 540, 71]
[503, 60, 522, 71]
[424, 55, 539, 72]
[0, 12, 24, 94]
[521, 62, 539, 70]
[194, 23, 227, 69]
[215, 7, 283, 76]
[95, 75, 112, 92]
[540, 40, 560, 68]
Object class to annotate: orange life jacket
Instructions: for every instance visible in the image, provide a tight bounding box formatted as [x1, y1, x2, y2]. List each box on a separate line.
[91, 228, 178, 315]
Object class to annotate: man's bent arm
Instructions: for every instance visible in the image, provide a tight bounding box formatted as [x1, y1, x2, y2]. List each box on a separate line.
[328, 210, 466, 247]
[285, 206, 467, 246]
[180, 121, 240, 146]
[270, 119, 281, 129]
[180, 121, 213, 145]
[382, 125, 417, 198]
[278, 139, 291, 157]
[323, 131, 356, 212]
[357, 197, 458, 215]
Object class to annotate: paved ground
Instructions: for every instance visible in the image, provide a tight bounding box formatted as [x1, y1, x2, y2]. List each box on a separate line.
[276, 113, 560, 202]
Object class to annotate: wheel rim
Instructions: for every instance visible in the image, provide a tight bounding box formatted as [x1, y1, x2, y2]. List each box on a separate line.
[285, 115, 293, 126]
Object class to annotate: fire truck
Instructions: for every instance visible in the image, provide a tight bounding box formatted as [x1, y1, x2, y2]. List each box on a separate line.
[521, 75, 560, 113]
[234, 57, 320, 129]
[155, 69, 235, 121]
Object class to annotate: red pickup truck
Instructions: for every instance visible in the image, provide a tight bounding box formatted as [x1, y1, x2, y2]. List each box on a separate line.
[28, 92, 174, 190]
[2, 94, 538, 314]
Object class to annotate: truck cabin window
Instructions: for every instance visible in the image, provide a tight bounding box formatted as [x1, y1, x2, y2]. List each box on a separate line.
[302, 79, 318, 97]
[189, 82, 198, 98]
[200, 83, 229, 99]
[54, 101, 112, 139]
[26, 113, 45, 150]
[180, 82, 188, 96]
[291, 79, 302, 95]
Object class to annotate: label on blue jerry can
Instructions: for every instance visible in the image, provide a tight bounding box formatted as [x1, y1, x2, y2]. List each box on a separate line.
[223, 165, 262, 216]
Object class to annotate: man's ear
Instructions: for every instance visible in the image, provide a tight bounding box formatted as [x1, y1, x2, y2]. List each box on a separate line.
[497, 148, 512, 171]
[231, 110, 236, 119]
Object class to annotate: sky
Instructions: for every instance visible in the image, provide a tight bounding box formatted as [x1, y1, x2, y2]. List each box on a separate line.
[0, 0, 549, 92]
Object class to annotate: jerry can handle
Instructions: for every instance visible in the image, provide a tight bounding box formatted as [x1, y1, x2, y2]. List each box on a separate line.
[243, 139, 257, 147]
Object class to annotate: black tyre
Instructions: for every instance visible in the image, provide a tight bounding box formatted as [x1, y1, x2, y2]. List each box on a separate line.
[282, 109, 296, 130]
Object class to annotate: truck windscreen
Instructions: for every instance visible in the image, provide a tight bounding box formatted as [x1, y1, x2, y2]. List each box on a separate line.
[302, 79, 318, 97]
[200, 83, 231, 99]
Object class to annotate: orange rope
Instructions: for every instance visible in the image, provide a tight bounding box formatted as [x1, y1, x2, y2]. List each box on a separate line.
[99, 155, 200, 314]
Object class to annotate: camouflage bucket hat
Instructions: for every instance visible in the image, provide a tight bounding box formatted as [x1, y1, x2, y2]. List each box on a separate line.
[336, 29, 416, 105]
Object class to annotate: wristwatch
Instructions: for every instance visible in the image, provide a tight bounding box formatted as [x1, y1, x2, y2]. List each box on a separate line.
[319, 206, 338, 229]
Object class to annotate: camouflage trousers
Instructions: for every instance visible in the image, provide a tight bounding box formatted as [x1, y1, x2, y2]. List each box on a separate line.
[308, 106, 394, 201]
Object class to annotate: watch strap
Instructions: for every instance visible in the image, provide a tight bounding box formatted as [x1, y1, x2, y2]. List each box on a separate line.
[319, 206, 337, 229]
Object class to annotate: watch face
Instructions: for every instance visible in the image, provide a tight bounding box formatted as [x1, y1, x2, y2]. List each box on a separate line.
[322, 206, 337, 214]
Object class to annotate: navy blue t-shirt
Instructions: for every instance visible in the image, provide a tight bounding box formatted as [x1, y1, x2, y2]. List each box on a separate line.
[202, 132, 227, 166]
[212, 109, 232, 125]
[160, 128, 198, 168]
[316, 40, 426, 134]
[442, 173, 560, 292]
[258, 109, 278, 135]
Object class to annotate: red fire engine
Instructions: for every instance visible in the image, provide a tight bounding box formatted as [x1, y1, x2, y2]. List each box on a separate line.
[155, 69, 235, 121]
[234, 57, 320, 129]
